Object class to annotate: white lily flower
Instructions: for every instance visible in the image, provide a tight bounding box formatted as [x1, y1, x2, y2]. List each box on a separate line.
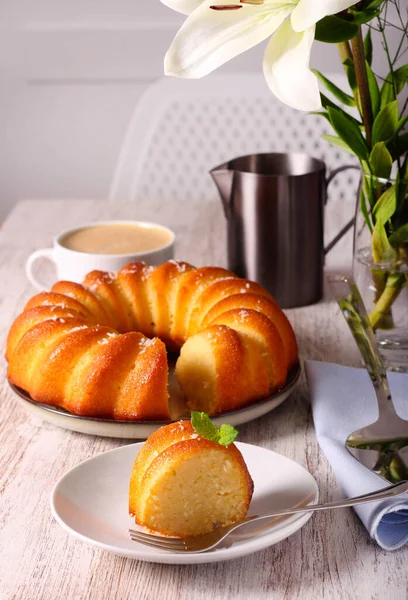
[160, 0, 356, 112]
[263, 19, 319, 111]
[291, 0, 358, 32]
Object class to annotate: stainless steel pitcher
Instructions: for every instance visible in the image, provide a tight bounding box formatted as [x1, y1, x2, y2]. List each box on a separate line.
[211, 153, 358, 308]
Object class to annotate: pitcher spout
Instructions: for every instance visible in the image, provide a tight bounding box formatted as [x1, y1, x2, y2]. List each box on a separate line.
[210, 162, 234, 219]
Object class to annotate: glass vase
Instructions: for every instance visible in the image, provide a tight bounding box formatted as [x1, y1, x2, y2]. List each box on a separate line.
[353, 172, 408, 372]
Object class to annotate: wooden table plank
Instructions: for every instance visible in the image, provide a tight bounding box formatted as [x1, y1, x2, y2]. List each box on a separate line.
[0, 199, 406, 600]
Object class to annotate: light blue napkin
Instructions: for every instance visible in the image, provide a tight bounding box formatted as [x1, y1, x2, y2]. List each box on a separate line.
[305, 360, 408, 551]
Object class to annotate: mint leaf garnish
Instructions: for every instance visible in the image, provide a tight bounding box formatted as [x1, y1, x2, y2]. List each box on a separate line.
[218, 424, 238, 446]
[191, 412, 220, 442]
[191, 412, 238, 446]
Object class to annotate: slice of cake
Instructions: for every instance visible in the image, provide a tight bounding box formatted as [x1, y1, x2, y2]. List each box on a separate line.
[129, 414, 253, 538]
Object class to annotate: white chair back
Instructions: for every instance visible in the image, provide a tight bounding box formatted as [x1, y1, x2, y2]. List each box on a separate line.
[109, 74, 359, 205]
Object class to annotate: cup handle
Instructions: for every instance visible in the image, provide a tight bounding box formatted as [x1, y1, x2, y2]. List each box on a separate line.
[26, 248, 56, 291]
[324, 165, 361, 255]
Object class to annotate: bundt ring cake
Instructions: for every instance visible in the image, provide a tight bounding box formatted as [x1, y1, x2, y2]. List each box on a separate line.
[6, 260, 298, 420]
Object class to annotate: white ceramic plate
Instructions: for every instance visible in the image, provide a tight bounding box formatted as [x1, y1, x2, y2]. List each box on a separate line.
[9, 363, 301, 439]
[51, 441, 318, 565]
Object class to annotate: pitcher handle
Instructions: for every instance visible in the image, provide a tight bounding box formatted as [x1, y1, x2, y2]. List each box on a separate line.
[324, 165, 360, 255]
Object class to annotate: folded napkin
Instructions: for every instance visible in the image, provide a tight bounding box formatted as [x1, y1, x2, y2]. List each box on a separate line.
[305, 360, 408, 551]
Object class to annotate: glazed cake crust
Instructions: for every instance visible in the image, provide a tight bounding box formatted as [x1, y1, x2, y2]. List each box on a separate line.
[6, 260, 298, 419]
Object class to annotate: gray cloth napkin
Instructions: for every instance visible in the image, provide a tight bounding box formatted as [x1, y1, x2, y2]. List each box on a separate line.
[305, 360, 408, 550]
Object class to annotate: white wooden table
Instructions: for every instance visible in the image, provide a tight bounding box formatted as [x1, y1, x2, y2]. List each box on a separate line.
[1, 199, 406, 600]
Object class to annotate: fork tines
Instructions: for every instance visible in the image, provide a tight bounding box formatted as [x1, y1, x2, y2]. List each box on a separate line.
[129, 528, 188, 552]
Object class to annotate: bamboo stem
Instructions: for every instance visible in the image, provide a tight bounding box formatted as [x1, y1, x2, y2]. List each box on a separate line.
[369, 273, 405, 330]
[337, 40, 359, 106]
[338, 41, 353, 63]
[351, 27, 373, 148]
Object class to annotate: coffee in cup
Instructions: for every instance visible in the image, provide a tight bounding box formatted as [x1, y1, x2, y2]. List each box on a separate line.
[60, 222, 173, 255]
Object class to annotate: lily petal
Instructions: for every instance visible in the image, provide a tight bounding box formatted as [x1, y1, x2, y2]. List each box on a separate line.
[291, 0, 357, 32]
[165, 0, 293, 78]
[263, 19, 320, 111]
[160, 0, 205, 16]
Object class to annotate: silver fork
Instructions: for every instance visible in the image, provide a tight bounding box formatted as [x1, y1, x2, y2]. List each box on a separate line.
[328, 275, 408, 483]
[129, 480, 408, 553]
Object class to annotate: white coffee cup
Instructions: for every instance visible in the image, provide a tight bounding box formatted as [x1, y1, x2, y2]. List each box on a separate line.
[26, 220, 176, 291]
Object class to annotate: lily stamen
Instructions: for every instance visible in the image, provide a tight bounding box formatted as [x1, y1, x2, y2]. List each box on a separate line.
[210, 4, 242, 9]
[209, 0, 264, 8]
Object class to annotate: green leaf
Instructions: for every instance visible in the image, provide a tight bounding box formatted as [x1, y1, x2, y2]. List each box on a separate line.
[372, 101, 399, 145]
[313, 70, 355, 106]
[381, 78, 395, 108]
[360, 160, 371, 177]
[389, 224, 408, 245]
[362, 172, 377, 210]
[396, 115, 408, 135]
[315, 15, 358, 43]
[372, 220, 397, 263]
[380, 66, 408, 108]
[321, 134, 356, 155]
[190, 411, 238, 446]
[392, 65, 408, 95]
[310, 110, 330, 121]
[320, 93, 339, 111]
[365, 61, 381, 117]
[387, 133, 408, 161]
[349, 9, 381, 25]
[320, 94, 362, 127]
[313, 110, 361, 133]
[395, 66, 408, 93]
[342, 58, 357, 92]
[359, 187, 373, 233]
[364, 170, 389, 208]
[364, 29, 373, 66]
[218, 424, 239, 446]
[373, 184, 397, 225]
[364, 0, 385, 10]
[191, 412, 220, 442]
[401, 153, 408, 182]
[327, 106, 369, 160]
[369, 142, 393, 179]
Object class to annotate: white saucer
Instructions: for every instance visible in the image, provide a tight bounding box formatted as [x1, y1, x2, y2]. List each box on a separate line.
[10, 363, 301, 439]
[51, 441, 318, 565]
